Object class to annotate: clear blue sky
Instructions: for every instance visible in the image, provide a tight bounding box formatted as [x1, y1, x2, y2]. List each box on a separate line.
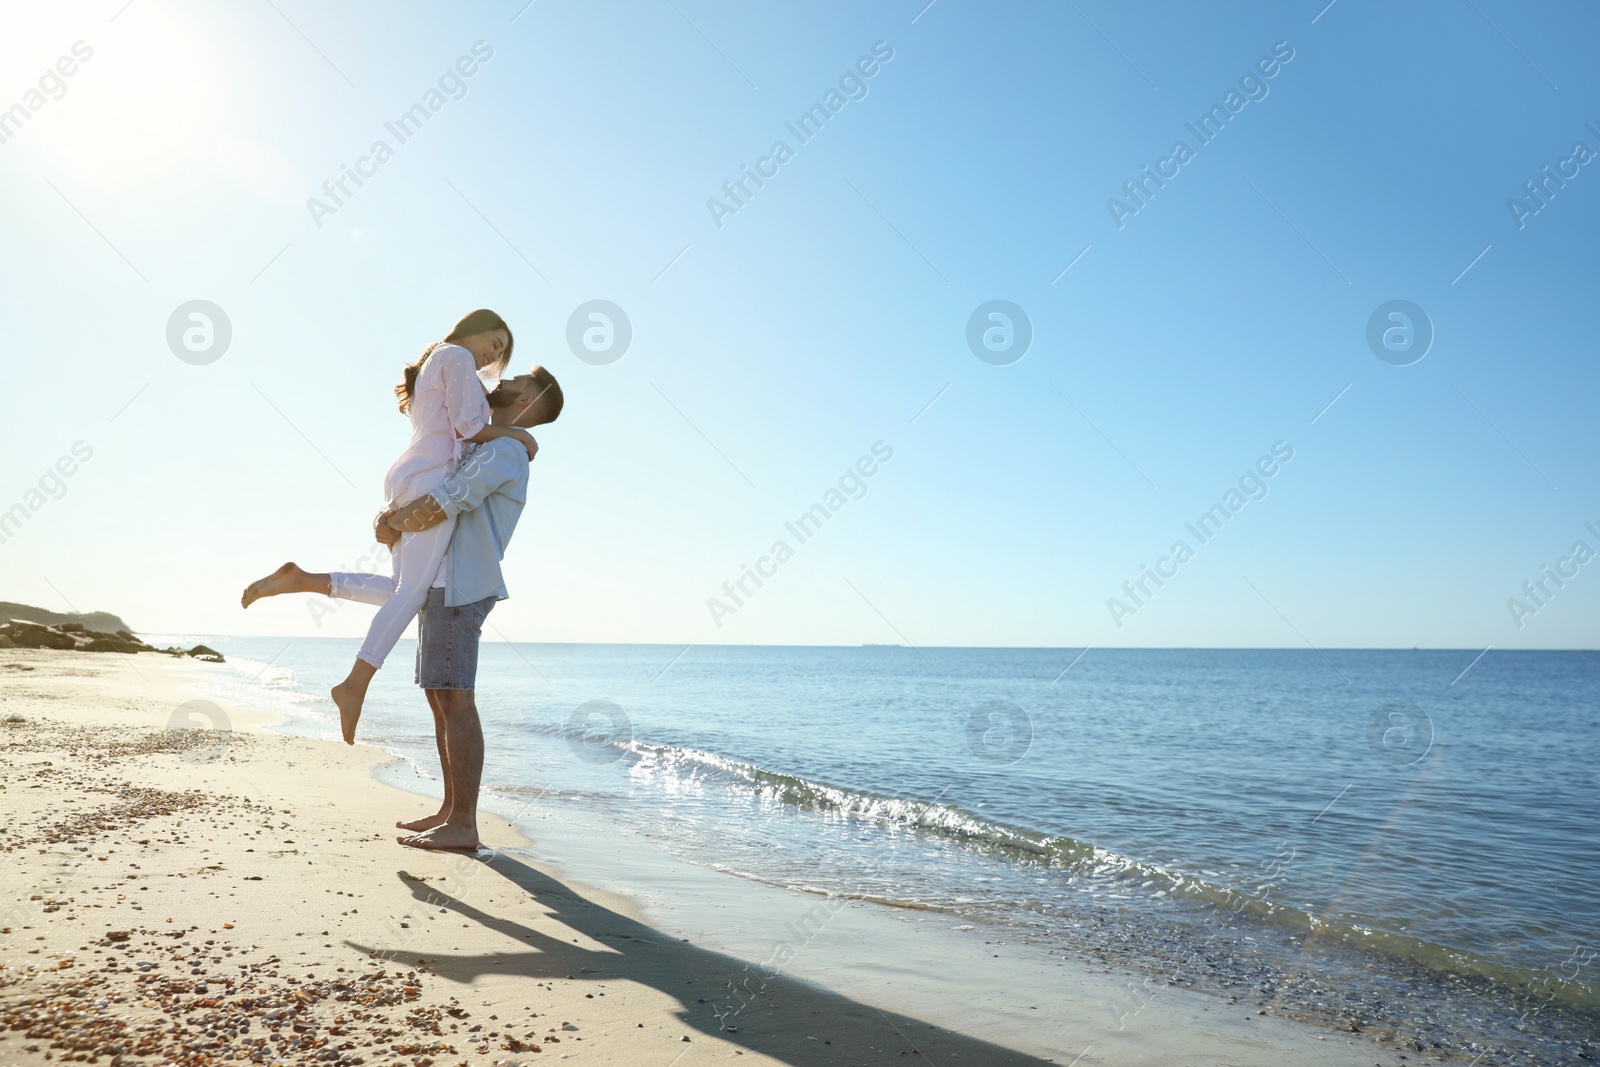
[1, 0, 1596, 648]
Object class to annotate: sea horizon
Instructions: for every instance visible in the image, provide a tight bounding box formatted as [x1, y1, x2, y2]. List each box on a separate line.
[142, 635, 1600, 652]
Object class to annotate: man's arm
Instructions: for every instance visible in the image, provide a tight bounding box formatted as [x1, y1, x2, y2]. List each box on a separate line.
[380, 495, 449, 536]
[375, 438, 528, 541]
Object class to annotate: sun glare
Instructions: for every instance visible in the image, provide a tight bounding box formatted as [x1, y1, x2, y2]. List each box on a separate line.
[11, 4, 218, 181]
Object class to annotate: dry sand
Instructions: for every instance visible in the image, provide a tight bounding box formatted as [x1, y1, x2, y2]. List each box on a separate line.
[0, 647, 1411, 1066]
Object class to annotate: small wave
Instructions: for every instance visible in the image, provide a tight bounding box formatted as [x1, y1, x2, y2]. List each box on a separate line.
[487, 783, 628, 804]
[509, 720, 1171, 877]
[219, 656, 302, 690]
[606, 735, 1169, 881]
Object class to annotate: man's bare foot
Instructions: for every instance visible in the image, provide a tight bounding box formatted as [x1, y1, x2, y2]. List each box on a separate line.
[397, 811, 449, 832]
[398, 823, 480, 851]
[242, 562, 305, 608]
[331, 681, 363, 745]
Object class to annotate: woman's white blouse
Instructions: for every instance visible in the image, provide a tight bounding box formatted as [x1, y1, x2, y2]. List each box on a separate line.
[382, 343, 490, 505]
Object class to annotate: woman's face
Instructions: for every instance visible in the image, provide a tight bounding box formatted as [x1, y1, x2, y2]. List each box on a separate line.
[459, 328, 510, 370]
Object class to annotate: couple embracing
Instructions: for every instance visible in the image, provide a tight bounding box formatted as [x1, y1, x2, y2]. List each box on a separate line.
[242, 309, 562, 851]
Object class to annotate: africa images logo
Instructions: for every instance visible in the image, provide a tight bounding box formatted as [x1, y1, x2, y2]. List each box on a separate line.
[706, 41, 895, 229]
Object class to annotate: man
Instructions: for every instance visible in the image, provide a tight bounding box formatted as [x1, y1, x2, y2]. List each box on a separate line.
[239, 368, 562, 851]
[377, 368, 561, 850]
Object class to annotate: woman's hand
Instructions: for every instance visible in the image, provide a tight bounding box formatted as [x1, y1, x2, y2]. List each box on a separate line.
[465, 423, 537, 460]
[374, 510, 400, 547]
[506, 427, 538, 461]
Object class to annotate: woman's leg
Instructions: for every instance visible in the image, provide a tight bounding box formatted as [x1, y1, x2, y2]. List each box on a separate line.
[352, 518, 454, 669]
[328, 571, 396, 607]
[330, 516, 456, 744]
[242, 565, 395, 610]
[241, 563, 333, 608]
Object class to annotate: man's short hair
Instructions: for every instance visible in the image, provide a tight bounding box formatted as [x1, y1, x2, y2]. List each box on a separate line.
[525, 366, 563, 422]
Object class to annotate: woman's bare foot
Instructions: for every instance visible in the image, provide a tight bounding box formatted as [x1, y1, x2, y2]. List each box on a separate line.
[242, 562, 306, 608]
[398, 822, 479, 851]
[397, 811, 449, 832]
[330, 658, 377, 746]
[331, 680, 364, 745]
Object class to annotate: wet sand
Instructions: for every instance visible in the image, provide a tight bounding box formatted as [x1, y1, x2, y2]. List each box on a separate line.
[0, 647, 1411, 1066]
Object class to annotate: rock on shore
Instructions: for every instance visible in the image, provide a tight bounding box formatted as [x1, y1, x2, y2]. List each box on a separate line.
[0, 619, 223, 662]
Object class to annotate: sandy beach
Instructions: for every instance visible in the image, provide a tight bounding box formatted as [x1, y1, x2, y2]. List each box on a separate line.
[0, 646, 1412, 1066]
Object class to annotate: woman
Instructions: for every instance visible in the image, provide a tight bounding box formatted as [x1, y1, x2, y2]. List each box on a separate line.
[242, 309, 536, 745]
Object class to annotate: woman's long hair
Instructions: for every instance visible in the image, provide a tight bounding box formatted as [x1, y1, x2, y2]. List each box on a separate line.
[395, 309, 514, 414]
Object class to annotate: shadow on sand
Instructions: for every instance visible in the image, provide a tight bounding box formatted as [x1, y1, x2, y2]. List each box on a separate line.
[346, 848, 1063, 1066]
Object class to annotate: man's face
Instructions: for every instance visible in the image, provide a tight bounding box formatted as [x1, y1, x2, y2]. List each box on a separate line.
[506, 376, 545, 427]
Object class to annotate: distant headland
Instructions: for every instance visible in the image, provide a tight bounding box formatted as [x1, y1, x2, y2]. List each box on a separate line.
[0, 600, 222, 661]
[0, 600, 131, 634]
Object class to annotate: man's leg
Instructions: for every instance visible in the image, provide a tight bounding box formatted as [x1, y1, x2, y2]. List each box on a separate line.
[399, 593, 493, 851]
[399, 688, 482, 849]
[397, 692, 455, 832]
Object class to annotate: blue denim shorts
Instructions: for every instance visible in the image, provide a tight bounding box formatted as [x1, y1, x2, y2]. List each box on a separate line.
[414, 588, 496, 690]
